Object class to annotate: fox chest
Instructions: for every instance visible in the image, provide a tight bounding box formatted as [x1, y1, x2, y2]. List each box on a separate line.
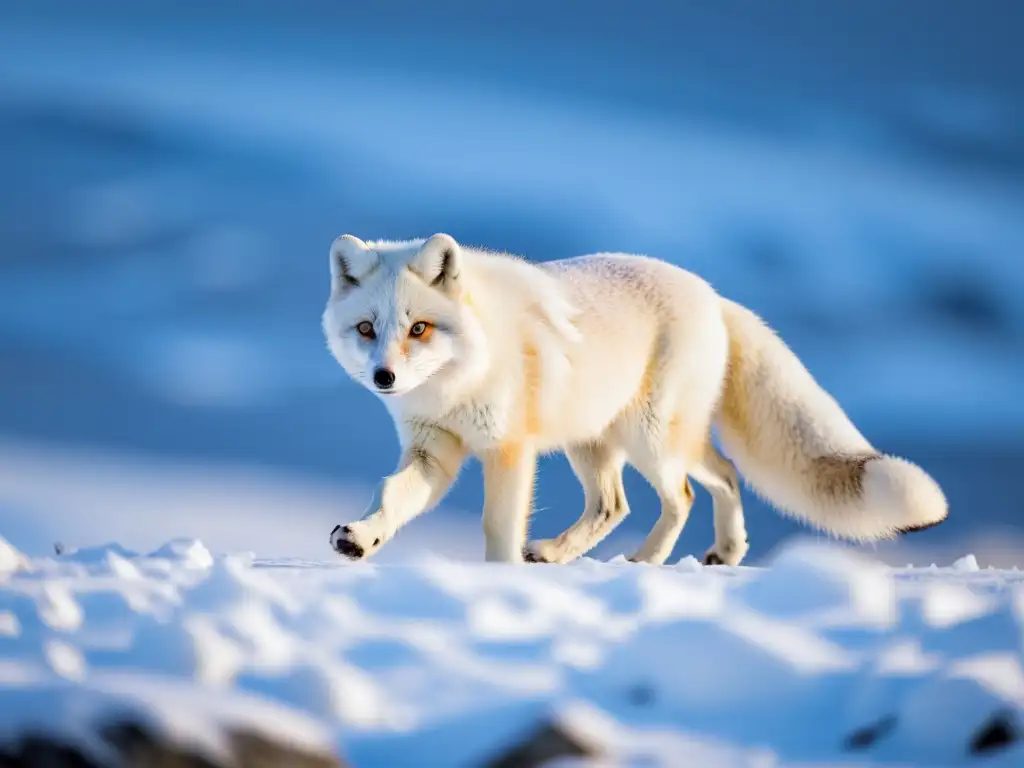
[434, 400, 511, 452]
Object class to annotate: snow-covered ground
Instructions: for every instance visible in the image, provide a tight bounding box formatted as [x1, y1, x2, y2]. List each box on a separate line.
[1, 7, 1023, 762]
[2, 534, 1023, 766]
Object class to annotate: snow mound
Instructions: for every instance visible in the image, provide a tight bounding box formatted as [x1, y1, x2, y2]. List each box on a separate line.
[0, 535, 27, 575]
[1, 533, 1023, 766]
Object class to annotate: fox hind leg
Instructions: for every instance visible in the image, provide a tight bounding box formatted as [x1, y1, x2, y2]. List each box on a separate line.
[627, 456, 695, 565]
[690, 441, 749, 566]
[622, 409, 704, 565]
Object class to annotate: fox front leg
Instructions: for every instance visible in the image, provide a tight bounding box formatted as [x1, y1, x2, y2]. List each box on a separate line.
[330, 426, 466, 560]
[480, 442, 538, 563]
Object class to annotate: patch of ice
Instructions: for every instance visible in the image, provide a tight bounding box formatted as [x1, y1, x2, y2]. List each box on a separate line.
[182, 615, 248, 686]
[147, 538, 213, 569]
[106, 551, 142, 580]
[918, 583, 997, 629]
[44, 639, 86, 681]
[0, 535, 27, 575]
[737, 539, 896, 627]
[634, 567, 727, 621]
[240, 658, 402, 729]
[38, 583, 84, 631]
[671, 555, 704, 573]
[873, 639, 943, 676]
[953, 553, 981, 572]
[0, 611, 20, 637]
[58, 542, 140, 564]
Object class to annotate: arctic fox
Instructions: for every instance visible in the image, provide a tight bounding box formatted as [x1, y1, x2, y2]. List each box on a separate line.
[322, 233, 947, 566]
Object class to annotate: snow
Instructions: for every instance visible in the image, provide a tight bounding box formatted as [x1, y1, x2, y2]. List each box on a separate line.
[1, 533, 1023, 766]
[0, 537, 26, 575]
[0, 5, 1022, 764]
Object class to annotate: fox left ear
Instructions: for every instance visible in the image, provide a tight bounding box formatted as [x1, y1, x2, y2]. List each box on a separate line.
[330, 234, 378, 295]
[410, 233, 461, 293]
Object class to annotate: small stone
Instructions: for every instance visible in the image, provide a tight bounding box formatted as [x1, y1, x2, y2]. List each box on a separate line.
[0, 719, 348, 768]
[481, 719, 602, 768]
[844, 714, 897, 750]
[627, 683, 656, 707]
[969, 709, 1019, 755]
[951, 554, 980, 572]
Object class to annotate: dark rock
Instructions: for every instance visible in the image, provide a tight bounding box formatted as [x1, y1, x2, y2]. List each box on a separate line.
[969, 709, 1019, 755]
[843, 714, 897, 750]
[627, 683, 656, 707]
[481, 719, 602, 768]
[228, 730, 344, 768]
[0, 719, 346, 768]
[1, 734, 98, 768]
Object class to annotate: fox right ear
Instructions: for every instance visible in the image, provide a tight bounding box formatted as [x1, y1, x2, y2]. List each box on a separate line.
[409, 233, 462, 294]
[330, 235, 378, 294]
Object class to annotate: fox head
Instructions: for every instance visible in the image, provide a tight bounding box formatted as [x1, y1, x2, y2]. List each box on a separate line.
[321, 233, 489, 400]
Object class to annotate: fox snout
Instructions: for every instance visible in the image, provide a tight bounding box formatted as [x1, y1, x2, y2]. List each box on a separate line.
[372, 367, 396, 391]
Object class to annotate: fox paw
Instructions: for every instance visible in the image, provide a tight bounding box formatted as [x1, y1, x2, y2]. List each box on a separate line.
[523, 539, 568, 564]
[522, 547, 550, 563]
[330, 523, 382, 561]
[702, 540, 748, 566]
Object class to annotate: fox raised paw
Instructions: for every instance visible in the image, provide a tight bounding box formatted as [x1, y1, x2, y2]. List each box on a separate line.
[329, 523, 382, 561]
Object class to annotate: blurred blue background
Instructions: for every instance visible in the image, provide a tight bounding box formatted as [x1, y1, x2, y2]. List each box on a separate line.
[2, 0, 1022, 565]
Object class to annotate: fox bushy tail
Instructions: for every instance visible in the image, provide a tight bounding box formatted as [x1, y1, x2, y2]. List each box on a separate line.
[714, 299, 947, 541]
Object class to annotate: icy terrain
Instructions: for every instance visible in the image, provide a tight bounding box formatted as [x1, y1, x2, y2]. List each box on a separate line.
[2, 534, 1023, 766]
[1, 6, 1023, 761]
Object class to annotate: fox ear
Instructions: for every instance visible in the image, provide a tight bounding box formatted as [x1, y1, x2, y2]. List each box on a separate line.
[330, 234, 378, 294]
[410, 233, 461, 293]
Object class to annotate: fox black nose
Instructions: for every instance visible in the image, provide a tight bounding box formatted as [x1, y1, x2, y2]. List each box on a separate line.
[373, 368, 396, 390]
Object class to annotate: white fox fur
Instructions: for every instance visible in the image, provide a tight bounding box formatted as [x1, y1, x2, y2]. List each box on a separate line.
[322, 233, 948, 565]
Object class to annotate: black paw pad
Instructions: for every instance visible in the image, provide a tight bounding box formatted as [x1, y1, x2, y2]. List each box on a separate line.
[523, 548, 548, 563]
[332, 526, 365, 559]
[703, 552, 724, 566]
[334, 538, 365, 559]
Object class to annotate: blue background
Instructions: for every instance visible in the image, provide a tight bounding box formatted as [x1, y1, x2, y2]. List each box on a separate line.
[1, 1, 1022, 566]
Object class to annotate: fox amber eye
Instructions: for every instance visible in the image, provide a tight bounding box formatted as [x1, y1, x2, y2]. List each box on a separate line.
[409, 321, 430, 338]
[356, 321, 375, 339]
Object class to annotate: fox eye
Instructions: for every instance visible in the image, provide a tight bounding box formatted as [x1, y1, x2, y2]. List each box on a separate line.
[356, 321, 375, 339]
[409, 321, 431, 338]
